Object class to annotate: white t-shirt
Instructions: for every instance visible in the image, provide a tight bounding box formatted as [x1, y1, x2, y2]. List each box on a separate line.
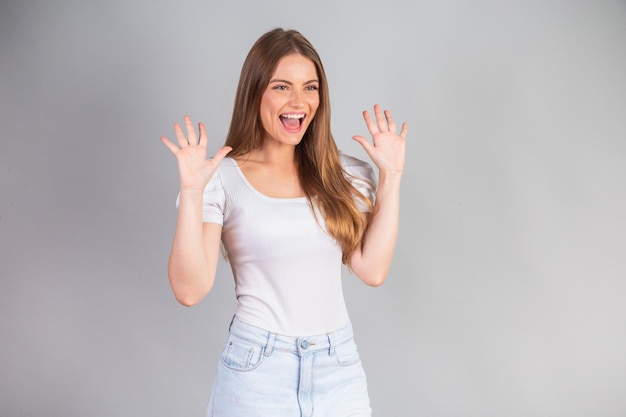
[199, 154, 376, 336]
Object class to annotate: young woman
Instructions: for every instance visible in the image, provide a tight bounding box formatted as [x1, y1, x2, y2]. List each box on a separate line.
[161, 28, 406, 417]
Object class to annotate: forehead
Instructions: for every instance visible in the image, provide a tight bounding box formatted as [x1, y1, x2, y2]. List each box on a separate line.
[271, 54, 318, 80]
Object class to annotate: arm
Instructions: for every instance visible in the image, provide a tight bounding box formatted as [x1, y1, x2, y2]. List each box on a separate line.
[161, 116, 232, 306]
[167, 194, 223, 306]
[349, 105, 407, 286]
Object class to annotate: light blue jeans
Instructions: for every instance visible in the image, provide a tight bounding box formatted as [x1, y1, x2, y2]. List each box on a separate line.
[206, 316, 372, 417]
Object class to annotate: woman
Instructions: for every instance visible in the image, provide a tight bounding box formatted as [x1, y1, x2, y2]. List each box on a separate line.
[161, 28, 406, 417]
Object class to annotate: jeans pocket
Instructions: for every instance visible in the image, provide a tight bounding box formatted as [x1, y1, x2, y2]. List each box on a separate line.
[219, 335, 265, 372]
[334, 338, 361, 367]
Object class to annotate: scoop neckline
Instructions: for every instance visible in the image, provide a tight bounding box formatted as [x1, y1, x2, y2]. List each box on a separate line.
[227, 157, 308, 202]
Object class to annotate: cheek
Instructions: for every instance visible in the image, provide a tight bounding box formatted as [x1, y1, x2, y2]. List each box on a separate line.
[308, 96, 320, 115]
[258, 110, 271, 133]
[259, 99, 275, 128]
[259, 93, 276, 115]
[311, 102, 320, 119]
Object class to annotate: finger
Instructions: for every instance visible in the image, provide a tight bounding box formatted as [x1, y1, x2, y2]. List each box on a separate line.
[198, 122, 208, 147]
[362, 110, 379, 135]
[373, 104, 388, 131]
[213, 145, 233, 162]
[184, 115, 198, 145]
[352, 135, 375, 154]
[173, 123, 189, 147]
[160, 136, 180, 155]
[399, 122, 408, 138]
[384, 109, 397, 133]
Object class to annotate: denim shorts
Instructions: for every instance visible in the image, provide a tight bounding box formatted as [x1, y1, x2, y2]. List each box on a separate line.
[206, 316, 372, 417]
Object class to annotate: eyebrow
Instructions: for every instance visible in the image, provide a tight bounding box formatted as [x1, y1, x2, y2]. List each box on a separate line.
[269, 78, 319, 85]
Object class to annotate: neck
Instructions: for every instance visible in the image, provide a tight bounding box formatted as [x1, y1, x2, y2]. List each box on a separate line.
[249, 142, 297, 167]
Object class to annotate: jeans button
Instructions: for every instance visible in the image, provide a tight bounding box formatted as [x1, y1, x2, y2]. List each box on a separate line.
[301, 340, 309, 349]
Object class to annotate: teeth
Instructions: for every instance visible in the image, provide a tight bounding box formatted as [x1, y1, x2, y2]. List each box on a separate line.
[281, 114, 305, 119]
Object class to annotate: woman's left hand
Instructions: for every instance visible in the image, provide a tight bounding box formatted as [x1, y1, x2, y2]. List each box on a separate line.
[352, 104, 407, 176]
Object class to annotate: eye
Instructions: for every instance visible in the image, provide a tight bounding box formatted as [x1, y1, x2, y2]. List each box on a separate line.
[305, 85, 319, 91]
[273, 85, 288, 91]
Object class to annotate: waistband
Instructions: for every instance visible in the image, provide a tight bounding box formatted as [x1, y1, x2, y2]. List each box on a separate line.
[228, 315, 354, 356]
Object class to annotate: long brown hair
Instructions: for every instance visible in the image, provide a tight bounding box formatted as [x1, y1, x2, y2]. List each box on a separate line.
[225, 28, 373, 265]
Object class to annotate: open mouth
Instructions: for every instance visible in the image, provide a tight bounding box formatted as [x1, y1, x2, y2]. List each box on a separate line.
[279, 113, 305, 130]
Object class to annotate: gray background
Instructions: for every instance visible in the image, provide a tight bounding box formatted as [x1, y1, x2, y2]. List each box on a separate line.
[1, 0, 625, 416]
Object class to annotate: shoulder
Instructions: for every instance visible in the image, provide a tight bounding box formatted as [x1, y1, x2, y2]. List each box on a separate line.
[339, 152, 370, 170]
[339, 152, 376, 207]
[211, 157, 238, 182]
[201, 157, 236, 194]
[339, 152, 376, 184]
[216, 156, 238, 171]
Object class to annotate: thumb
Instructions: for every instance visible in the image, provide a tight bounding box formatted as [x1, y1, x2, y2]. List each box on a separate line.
[352, 135, 374, 154]
[213, 146, 233, 162]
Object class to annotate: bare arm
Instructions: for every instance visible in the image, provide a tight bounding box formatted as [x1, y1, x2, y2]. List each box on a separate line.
[161, 116, 232, 306]
[167, 193, 223, 306]
[350, 105, 407, 286]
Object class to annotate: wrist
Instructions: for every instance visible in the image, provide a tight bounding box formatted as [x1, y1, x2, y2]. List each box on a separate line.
[178, 187, 205, 201]
[179, 182, 207, 193]
[378, 169, 403, 184]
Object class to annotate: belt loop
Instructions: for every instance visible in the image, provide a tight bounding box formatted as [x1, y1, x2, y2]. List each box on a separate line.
[228, 315, 236, 332]
[326, 332, 335, 357]
[264, 332, 277, 357]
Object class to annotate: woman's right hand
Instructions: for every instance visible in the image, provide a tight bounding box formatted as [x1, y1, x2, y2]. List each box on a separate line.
[161, 115, 232, 191]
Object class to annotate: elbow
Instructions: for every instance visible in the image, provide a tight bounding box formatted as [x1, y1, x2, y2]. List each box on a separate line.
[353, 266, 388, 287]
[364, 274, 387, 287]
[172, 287, 211, 307]
[168, 272, 212, 307]
[349, 250, 393, 287]
[174, 293, 203, 307]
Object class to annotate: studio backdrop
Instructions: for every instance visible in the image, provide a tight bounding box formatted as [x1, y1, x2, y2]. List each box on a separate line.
[1, 1, 625, 416]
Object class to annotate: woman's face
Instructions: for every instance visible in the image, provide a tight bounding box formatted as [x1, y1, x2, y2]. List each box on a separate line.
[259, 53, 320, 148]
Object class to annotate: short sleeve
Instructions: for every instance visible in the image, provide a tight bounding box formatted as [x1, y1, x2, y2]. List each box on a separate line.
[340, 153, 377, 213]
[175, 169, 225, 225]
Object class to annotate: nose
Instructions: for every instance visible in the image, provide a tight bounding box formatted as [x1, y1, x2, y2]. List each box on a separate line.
[289, 89, 304, 108]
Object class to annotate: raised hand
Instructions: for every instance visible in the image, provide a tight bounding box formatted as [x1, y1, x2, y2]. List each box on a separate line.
[161, 116, 232, 191]
[352, 104, 407, 177]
